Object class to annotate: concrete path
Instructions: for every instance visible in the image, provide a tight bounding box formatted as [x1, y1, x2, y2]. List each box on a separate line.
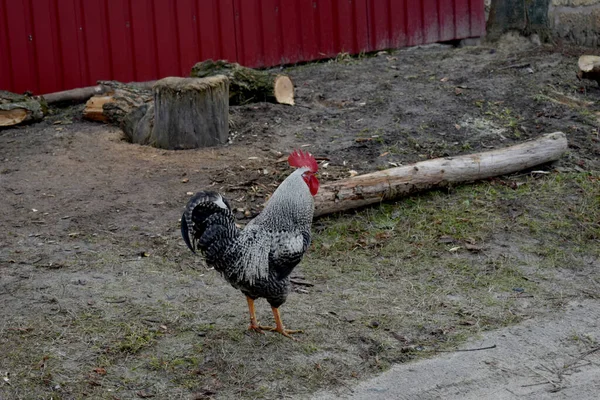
[313, 300, 600, 400]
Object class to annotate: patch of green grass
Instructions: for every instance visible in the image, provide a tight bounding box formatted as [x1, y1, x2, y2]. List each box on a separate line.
[117, 323, 162, 354]
[482, 102, 523, 137]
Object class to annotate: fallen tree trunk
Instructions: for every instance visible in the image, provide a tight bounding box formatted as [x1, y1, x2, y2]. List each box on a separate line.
[577, 55, 600, 85]
[191, 59, 294, 105]
[41, 80, 156, 106]
[313, 132, 568, 217]
[39, 85, 105, 105]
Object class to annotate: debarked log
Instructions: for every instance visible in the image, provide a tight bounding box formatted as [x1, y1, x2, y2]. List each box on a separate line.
[313, 132, 568, 217]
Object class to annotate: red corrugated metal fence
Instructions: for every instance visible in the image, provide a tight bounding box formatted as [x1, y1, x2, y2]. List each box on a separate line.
[0, 0, 485, 95]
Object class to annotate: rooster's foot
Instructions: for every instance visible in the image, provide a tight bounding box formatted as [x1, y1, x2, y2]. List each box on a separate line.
[248, 323, 265, 334]
[259, 325, 303, 340]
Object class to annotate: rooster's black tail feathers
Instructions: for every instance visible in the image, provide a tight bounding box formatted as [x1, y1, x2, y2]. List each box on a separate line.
[181, 191, 236, 254]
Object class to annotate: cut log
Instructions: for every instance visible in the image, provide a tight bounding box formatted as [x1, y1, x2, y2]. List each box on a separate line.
[96, 81, 153, 125]
[152, 76, 229, 149]
[81, 81, 152, 128]
[0, 91, 46, 127]
[191, 59, 294, 105]
[577, 55, 600, 85]
[313, 132, 568, 217]
[82, 95, 114, 122]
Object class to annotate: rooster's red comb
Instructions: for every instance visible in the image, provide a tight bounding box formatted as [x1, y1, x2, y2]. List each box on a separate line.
[288, 149, 318, 172]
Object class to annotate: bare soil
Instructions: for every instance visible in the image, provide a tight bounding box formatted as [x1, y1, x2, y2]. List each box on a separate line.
[1, 36, 599, 399]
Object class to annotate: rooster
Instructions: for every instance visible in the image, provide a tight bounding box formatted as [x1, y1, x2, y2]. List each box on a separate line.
[181, 150, 319, 339]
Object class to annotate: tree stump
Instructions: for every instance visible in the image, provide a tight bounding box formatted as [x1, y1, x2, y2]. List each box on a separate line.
[486, 0, 551, 41]
[191, 60, 294, 105]
[0, 91, 46, 127]
[577, 55, 600, 85]
[152, 76, 229, 150]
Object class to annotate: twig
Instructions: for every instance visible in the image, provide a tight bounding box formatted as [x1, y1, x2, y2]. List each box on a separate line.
[290, 279, 314, 287]
[526, 365, 562, 390]
[105, 298, 127, 303]
[498, 63, 532, 71]
[563, 346, 600, 370]
[522, 381, 553, 388]
[333, 377, 355, 393]
[294, 104, 313, 109]
[432, 344, 497, 353]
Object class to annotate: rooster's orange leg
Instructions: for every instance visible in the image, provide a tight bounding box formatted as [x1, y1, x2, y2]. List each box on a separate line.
[246, 296, 264, 334]
[259, 307, 303, 340]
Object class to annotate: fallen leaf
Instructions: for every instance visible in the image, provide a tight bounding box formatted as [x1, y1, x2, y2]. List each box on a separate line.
[448, 246, 461, 253]
[93, 367, 107, 375]
[181, 178, 189, 183]
[348, 170, 358, 177]
[379, 152, 389, 157]
[37, 356, 49, 369]
[375, 231, 393, 240]
[455, 87, 463, 95]
[440, 77, 449, 82]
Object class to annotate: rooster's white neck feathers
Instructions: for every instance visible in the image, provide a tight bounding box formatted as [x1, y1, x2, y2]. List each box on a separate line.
[251, 167, 314, 229]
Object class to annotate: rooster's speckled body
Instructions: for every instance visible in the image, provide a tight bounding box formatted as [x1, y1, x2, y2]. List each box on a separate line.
[181, 151, 319, 338]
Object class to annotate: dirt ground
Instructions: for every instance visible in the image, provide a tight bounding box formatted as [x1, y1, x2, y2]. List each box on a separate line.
[1, 34, 599, 399]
